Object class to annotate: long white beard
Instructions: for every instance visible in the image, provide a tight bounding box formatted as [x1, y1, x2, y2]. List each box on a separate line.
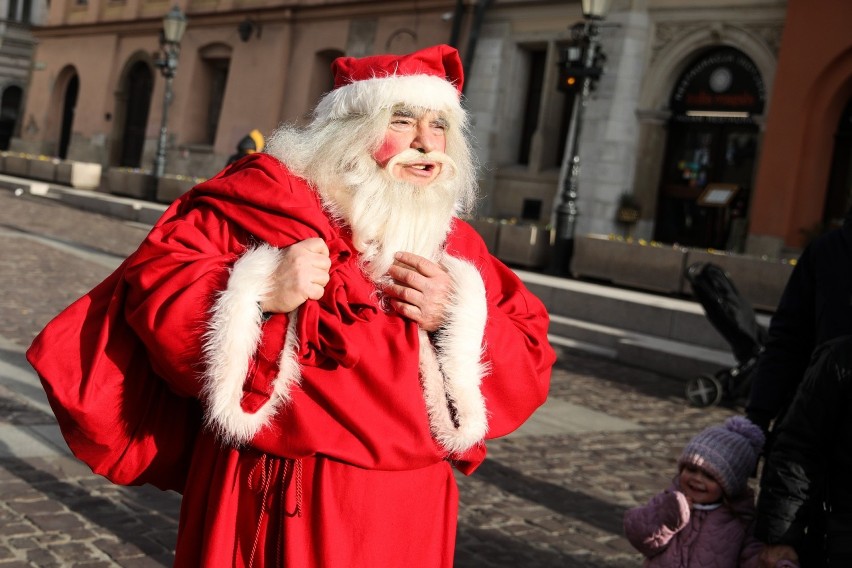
[324, 148, 461, 284]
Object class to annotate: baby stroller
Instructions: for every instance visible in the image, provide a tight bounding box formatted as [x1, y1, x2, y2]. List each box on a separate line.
[684, 262, 768, 407]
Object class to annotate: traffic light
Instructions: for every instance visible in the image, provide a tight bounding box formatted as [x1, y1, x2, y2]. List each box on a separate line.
[559, 69, 582, 93]
[557, 43, 605, 93]
[557, 45, 585, 93]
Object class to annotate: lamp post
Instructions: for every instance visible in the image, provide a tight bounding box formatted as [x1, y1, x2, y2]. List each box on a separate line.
[549, 0, 611, 276]
[152, 6, 187, 181]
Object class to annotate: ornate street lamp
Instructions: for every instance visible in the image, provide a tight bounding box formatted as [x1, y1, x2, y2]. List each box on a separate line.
[582, 0, 612, 19]
[152, 6, 187, 181]
[549, 0, 611, 275]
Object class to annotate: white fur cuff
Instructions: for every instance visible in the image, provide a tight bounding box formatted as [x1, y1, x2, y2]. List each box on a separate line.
[201, 244, 301, 446]
[419, 255, 489, 454]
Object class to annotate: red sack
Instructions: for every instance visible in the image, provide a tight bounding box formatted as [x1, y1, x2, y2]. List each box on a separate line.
[26, 259, 201, 492]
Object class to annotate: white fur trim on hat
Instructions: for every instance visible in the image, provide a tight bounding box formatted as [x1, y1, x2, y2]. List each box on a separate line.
[418, 255, 490, 454]
[201, 244, 301, 446]
[314, 74, 465, 123]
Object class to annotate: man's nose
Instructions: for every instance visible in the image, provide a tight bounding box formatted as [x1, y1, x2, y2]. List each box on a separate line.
[411, 122, 437, 153]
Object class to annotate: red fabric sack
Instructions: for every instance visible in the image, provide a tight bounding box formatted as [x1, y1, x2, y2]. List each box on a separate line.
[26, 259, 201, 492]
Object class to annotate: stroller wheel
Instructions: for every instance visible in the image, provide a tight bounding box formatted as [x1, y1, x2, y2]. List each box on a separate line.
[685, 374, 724, 407]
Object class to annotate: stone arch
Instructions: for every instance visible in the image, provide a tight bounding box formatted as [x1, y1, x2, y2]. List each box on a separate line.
[630, 22, 778, 240]
[44, 65, 79, 158]
[787, 46, 852, 230]
[640, 23, 778, 113]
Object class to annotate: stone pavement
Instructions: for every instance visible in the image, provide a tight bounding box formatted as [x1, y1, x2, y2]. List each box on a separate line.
[0, 187, 741, 567]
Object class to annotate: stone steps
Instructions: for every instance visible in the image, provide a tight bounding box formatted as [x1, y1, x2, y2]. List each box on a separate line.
[518, 268, 770, 382]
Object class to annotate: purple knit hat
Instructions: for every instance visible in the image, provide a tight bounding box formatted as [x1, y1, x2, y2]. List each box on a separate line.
[678, 416, 765, 498]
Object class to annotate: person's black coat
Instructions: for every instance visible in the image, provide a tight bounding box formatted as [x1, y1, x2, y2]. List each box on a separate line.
[746, 213, 852, 431]
[755, 335, 852, 566]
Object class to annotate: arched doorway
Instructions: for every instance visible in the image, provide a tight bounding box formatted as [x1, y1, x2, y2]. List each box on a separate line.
[58, 74, 79, 159]
[823, 97, 852, 229]
[654, 47, 765, 251]
[0, 85, 22, 150]
[119, 61, 153, 168]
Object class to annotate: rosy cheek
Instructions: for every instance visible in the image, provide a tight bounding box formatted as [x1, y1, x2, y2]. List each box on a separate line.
[373, 139, 398, 167]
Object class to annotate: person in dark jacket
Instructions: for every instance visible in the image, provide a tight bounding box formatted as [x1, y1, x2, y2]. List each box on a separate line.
[226, 129, 265, 165]
[745, 208, 852, 434]
[755, 335, 852, 567]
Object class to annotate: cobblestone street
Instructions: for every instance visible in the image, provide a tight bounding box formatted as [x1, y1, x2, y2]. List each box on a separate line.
[0, 188, 739, 567]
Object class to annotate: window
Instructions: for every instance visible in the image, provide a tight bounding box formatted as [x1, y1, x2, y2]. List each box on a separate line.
[7, 0, 33, 22]
[517, 45, 575, 169]
[191, 43, 233, 146]
[204, 59, 229, 145]
[518, 49, 545, 165]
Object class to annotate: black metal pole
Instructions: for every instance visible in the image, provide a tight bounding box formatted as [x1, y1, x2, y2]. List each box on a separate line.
[153, 70, 173, 180]
[153, 43, 180, 182]
[549, 21, 601, 276]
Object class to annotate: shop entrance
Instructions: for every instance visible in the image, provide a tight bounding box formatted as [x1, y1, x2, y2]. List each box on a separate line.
[654, 47, 765, 251]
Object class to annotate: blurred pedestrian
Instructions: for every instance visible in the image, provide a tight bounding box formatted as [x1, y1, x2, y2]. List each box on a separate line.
[226, 128, 265, 165]
[624, 416, 766, 567]
[755, 335, 852, 568]
[745, 206, 852, 436]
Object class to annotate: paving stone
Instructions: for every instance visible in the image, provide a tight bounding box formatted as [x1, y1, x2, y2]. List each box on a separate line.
[48, 541, 101, 562]
[29, 513, 86, 532]
[0, 523, 36, 537]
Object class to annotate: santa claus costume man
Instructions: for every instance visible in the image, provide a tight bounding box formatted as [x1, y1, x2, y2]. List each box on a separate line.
[28, 44, 555, 567]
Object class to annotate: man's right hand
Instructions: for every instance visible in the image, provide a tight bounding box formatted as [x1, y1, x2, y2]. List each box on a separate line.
[260, 238, 331, 314]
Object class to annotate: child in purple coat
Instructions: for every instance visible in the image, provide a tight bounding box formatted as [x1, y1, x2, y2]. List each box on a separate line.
[624, 416, 767, 567]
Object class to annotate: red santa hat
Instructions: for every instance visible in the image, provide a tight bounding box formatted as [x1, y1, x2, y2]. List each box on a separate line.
[313, 44, 466, 124]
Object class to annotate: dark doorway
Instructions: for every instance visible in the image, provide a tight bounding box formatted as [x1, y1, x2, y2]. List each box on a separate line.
[655, 122, 759, 250]
[58, 75, 79, 159]
[204, 58, 229, 145]
[120, 62, 153, 168]
[518, 49, 546, 165]
[654, 47, 765, 251]
[823, 98, 852, 229]
[0, 85, 22, 150]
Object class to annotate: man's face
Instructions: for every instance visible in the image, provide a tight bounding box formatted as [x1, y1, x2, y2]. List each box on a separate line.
[373, 108, 448, 187]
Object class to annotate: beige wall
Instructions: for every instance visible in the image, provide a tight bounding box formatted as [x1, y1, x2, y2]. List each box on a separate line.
[22, 1, 463, 178]
[29, 0, 843, 265]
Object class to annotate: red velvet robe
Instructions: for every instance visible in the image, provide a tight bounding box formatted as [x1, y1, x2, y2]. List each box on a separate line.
[33, 153, 554, 567]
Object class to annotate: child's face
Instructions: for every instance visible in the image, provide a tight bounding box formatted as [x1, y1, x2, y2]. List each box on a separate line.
[679, 463, 724, 504]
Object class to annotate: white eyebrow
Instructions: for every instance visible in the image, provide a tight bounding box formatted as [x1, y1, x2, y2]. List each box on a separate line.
[392, 107, 416, 119]
[432, 116, 449, 129]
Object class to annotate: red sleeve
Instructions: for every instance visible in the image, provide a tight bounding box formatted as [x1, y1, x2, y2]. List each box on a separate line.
[121, 155, 329, 402]
[479, 249, 555, 438]
[123, 204, 243, 398]
[445, 221, 555, 439]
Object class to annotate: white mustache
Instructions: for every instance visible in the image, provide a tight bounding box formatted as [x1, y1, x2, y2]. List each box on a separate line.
[385, 149, 458, 180]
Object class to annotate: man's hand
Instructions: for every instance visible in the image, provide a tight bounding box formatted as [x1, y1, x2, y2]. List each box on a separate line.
[385, 251, 452, 332]
[260, 238, 331, 314]
[758, 544, 799, 567]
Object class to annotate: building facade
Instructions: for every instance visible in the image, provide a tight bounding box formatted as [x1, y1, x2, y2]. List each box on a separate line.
[16, 0, 849, 262]
[0, 0, 45, 151]
[17, 0, 472, 178]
